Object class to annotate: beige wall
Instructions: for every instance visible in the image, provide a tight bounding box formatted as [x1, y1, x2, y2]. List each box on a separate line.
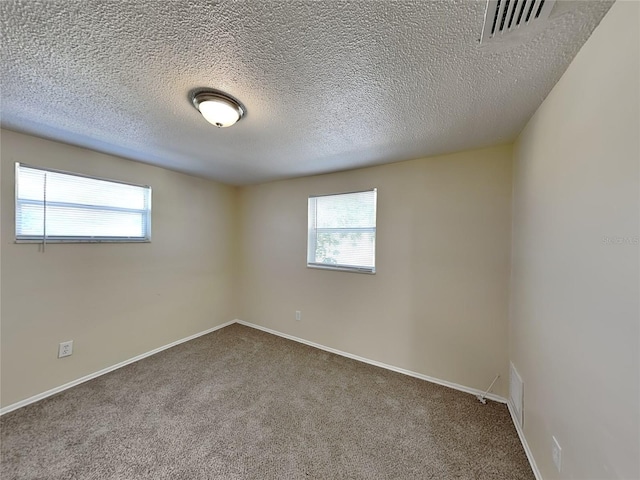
[0, 129, 238, 407]
[238, 145, 513, 396]
[510, 1, 639, 479]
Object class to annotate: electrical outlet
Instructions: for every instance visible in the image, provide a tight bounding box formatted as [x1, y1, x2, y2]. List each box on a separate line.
[58, 340, 73, 358]
[295, 310, 301, 321]
[551, 435, 562, 472]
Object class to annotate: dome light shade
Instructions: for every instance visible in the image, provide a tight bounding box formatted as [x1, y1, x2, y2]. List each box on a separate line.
[191, 91, 245, 128]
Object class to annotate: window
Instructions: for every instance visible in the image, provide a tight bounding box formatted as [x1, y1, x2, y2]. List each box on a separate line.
[307, 188, 377, 273]
[15, 163, 151, 243]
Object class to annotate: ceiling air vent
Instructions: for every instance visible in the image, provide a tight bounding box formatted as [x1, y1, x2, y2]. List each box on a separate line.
[480, 0, 556, 45]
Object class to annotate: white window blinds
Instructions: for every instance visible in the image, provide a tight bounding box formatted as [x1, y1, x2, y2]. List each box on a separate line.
[308, 189, 377, 273]
[15, 163, 151, 242]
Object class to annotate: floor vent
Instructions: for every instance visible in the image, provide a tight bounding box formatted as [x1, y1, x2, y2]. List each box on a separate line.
[510, 362, 524, 427]
[480, 0, 556, 45]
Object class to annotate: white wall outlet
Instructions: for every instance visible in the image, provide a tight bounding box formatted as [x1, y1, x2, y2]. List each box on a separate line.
[551, 435, 562, 472]
[58, 340, 73, 358]
[295, 310, 301, 321]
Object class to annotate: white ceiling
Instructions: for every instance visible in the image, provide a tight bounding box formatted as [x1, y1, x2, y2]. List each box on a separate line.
[1, 0, 613, 185]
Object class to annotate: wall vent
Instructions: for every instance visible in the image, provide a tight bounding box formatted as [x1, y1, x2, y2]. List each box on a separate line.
[480, 0, 556, 45]
[509, 362, 525, 427]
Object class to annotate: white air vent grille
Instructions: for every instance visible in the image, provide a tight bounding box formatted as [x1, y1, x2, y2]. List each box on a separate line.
[481, 0, 556, 45]
[509, 362, 524, 427]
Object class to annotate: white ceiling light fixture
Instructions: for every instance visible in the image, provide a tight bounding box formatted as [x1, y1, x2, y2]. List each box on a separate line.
[191, 90, 245, 128]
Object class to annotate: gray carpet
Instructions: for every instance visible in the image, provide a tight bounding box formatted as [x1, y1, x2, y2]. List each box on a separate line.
[1, 323, 534, 479]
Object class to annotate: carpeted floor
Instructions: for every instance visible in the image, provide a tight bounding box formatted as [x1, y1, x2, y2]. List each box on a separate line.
[1, 323, 534, 479]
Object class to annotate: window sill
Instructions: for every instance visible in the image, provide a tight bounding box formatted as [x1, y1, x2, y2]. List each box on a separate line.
[307, 263, 375, 275]
[15, 239, 151, 244]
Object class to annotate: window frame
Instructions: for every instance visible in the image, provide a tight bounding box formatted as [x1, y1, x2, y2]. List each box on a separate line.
[307, 188, 377, 274]
[15, 162, 152, 244]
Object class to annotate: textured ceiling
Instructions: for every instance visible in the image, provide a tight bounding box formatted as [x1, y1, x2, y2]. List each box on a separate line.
[1, 0, 613, 185]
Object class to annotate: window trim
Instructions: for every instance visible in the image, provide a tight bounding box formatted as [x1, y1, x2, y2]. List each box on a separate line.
[15, 163, 152, 244]
[307, 188, 377, 274]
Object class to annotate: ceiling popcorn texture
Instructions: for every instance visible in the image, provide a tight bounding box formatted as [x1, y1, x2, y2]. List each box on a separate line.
[0, 0, 613, 185]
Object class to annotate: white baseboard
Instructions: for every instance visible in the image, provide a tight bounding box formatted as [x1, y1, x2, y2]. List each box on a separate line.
[235, 319, 507, 404]
[0, 319, 236, 416]
[2, 317, 540, 480]
[507, 399, 544, 480]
